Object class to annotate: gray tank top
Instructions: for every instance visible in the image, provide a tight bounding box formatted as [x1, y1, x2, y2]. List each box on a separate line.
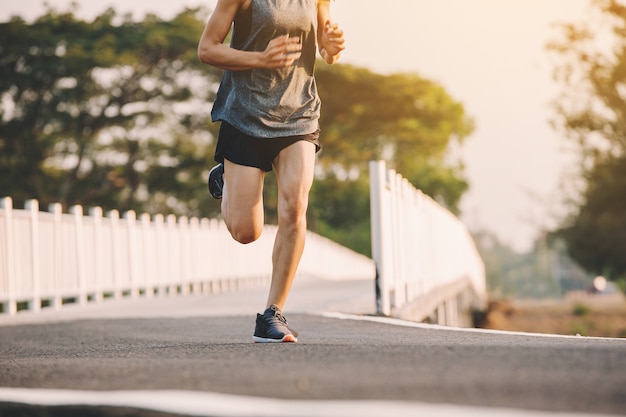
[211, 0, 321, 138]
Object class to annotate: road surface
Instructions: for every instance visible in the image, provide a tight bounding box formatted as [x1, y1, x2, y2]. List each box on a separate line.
[0, 277, 624, 416]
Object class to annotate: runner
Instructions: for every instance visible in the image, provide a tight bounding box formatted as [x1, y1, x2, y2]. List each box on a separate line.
[198, 0, 344, 342]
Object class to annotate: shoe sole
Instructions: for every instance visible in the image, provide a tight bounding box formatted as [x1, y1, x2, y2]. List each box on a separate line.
[252, 334, 298, 343]
[208, 165, 224, 199]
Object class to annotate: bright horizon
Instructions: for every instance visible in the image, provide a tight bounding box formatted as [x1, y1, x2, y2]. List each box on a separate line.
[0, 0, 594, 252]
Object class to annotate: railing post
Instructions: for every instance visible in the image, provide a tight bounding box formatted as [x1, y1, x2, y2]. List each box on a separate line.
[125, 210, 140, 299]
[90, 207, 105, 303]
[200, 218, 212, 292]
[154, 214, 167, 295]
[25, 199, 41, 313]
[49, 203, 63, 310]
[370, 160, 391, 316]
[388, 169, 401, 309]
[189, 217, 202, 294]
[179, 216, 191, 295]
[108, 210, 123, 300]
[70, 204, 88, 306]
[140, 213, 155, 298]
[166, 214, 177, 295]
[1, 197, 17, 315]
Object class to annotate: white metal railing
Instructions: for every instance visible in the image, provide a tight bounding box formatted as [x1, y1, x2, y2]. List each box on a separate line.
[0, 196, 374, 315]
[369, 160, 486, 316]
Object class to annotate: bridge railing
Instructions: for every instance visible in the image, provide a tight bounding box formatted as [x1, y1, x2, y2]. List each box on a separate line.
[0, 196, 375, 315]
[369, 160, 486, 325]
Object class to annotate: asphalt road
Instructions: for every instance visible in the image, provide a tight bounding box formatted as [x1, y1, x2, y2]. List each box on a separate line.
[0, 278, 625, 416]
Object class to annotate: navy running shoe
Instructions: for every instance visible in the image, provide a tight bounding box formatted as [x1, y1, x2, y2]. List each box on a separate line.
[253, 305, 298, 343]
[208, 163, 224, 199]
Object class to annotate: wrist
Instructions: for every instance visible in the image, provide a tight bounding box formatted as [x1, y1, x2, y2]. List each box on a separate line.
[252, 51, 266, 69]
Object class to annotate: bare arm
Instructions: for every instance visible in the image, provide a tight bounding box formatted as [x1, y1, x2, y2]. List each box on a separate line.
[198, 0, 302, 71]
[317, 0, 345, 64]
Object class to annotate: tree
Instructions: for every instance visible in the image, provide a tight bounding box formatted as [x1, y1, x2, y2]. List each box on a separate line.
[0, 6, 222, 216]
[559, 154, 626, 280]
[315, 64, 473, 213]
[548, 0, 626, 281]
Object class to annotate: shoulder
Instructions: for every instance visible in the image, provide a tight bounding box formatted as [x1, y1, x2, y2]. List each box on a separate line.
[215, 0, 251, 13]
[239, 0, 253, 13]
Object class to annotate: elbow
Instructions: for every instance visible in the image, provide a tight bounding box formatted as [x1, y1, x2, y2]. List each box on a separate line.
[198, 41, 220, 67]
[198, 46, 213, 66]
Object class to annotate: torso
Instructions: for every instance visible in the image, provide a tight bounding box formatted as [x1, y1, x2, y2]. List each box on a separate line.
[211, 0, 321, 138]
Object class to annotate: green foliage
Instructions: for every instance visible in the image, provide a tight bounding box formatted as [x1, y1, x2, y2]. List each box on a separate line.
[559, 154, 626, 279]
[548, 0, 626, 161]
[309, 174, 372, 256]
[0, 6, 222, 217]
[572, 303, 590, 317]
[315, 64, 473, 213]
[549, 0, 626, 282]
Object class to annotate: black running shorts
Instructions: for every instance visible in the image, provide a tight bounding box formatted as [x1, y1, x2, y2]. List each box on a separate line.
[214, 122, 321, 172]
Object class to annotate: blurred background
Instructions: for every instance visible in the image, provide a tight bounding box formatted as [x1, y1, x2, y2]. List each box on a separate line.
[1, 0, 625, 336]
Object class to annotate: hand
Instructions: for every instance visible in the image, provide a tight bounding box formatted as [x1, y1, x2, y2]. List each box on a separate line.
[261, 34, 302, 68]
[319, 20, 345, 64]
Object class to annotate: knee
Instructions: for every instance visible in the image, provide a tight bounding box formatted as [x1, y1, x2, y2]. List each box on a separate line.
[279, 196, 309, 227]
[222, 198, 264, 244]
[228, 223, 263, 244]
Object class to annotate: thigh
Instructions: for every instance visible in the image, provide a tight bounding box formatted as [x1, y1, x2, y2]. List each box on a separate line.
[223, 159, 265, 231]
[272, 141, 317, 210]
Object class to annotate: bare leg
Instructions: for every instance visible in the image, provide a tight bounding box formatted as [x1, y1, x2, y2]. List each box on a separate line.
[221, 159, 265, 244]
[265, 141, 316, 310]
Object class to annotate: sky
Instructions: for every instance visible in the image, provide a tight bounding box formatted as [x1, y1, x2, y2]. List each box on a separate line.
[0, 0, 594, 252]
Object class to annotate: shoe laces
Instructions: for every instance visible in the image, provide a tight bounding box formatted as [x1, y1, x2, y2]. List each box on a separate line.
[269, 305, 288, 325]
[275, 311, 288, 325]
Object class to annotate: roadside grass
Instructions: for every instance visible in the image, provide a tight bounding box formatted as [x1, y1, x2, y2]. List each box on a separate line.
[484, 294, 626, 338]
